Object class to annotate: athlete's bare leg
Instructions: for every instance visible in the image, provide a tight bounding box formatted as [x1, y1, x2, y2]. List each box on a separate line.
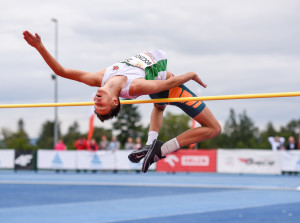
[141, 106, 221, 172]
[129, 71, 220, 165]
[176, 106, 221, 147]
[149, 104, 165, 133]
[127, 104, 165, 163]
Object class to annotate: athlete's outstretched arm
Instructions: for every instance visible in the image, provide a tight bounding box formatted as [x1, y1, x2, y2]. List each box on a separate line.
[130, 72, 207, 96]
[23, 31, 101, 86]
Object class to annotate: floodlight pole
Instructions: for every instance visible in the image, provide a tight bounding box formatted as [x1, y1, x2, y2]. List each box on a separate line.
[51, 18, 58, 148]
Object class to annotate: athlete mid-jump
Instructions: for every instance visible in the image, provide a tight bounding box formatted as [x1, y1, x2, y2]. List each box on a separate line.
[23, 30, 221, 173]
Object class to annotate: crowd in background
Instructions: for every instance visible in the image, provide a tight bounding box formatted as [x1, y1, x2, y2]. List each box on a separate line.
[268, 135, 300, 151]
[54, 135, 143, 151]
[55, 134, 300, 152]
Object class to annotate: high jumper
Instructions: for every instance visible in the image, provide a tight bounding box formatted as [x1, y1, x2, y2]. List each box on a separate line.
[23, 30, 221, 173]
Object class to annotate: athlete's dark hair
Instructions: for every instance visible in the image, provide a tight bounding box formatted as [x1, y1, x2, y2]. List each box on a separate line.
[94, 98, 121, 122]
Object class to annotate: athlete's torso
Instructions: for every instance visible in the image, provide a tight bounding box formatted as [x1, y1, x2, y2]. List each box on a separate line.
[101, 62, 145, 99]
[101, 49, 168, 99]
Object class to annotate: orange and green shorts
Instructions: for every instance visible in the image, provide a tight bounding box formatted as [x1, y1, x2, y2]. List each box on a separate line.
[149, 84, 206, 118]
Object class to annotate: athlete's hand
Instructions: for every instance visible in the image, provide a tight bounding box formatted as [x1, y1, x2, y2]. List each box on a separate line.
[192, 73, 207, 88]
[23, 30, 42, 49]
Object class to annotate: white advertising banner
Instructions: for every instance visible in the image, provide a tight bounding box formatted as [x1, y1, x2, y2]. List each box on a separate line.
[76, 151, 115, 170]
[115, 150, 157, 170]
[0, 149, 15, 169]
[280, 151, 300, 172]
[37, 150, 77, 169]
[217, 149, 281, 175]
[36, 150, 156, 171]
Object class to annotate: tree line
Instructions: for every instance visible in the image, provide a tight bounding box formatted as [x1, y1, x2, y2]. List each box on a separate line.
[1, 105, 299, 150]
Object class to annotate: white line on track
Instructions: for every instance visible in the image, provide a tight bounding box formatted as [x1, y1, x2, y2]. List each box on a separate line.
[1, 180, 299, 191]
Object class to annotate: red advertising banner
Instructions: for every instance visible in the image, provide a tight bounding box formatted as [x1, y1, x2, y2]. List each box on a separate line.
[156, 149, 217, 172]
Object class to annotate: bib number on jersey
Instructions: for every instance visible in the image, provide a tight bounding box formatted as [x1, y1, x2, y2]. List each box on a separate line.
[120, 52, 157, 70]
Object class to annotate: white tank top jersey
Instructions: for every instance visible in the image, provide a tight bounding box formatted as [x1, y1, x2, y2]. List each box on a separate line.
[101, 49, 167, 99]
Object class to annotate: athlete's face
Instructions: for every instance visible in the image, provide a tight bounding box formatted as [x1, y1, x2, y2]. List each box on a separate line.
[94, 88, 114, 115]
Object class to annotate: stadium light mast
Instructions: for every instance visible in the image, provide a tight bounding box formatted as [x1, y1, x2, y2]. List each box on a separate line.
[51, 18, 58, 148]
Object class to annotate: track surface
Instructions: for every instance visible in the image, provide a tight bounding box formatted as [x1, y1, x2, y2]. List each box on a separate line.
[0, 171, 299, 223]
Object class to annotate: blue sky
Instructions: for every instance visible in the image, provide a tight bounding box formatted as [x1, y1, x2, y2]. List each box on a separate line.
[0, 0, 299, 138]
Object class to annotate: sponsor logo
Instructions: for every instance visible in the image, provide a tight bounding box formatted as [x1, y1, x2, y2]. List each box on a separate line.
[52, 153, 63, 167]
[91, 153, 101, 166]
[121, 52, 155, 68]
[164, 155, 210, 167]
[164, 155, 179, 167]
[15, 154, 33, 167]
[239, 158, 275, 166]
[181, 155, 209, 166]
[136, 62, 143, 68]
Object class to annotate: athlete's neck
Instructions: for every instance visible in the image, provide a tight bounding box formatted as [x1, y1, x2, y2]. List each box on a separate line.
[102, 75, 127, 97]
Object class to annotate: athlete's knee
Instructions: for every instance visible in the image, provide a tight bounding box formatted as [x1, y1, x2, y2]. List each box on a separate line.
[196, 108, 221, 138]
[202, 121, 221, 140]
[154, 103, 166, 111]
[214, 122, 222, 136]
[210, 121, 221, 138]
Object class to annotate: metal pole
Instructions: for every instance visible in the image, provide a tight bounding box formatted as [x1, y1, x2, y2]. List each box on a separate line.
[51, 18, 58, 148]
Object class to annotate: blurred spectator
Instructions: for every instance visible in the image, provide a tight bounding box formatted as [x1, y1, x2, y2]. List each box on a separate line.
[88, 139, 99, 151]
[268, 136, 285, 151]
[108, 136, 120, 152]
[99, 135, 109, 150]
[124, 137, 135, 150]
[286, 136, 298, 150]
[54, 139, 67, 150]
[74, 137, 88, 150]
[134, 137, 142, 150]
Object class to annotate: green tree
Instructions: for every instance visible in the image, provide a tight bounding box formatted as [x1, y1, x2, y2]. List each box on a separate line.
[113, 104, 143, 145]
[198, 132, 229, 149]
[1, 119, 36, 150]
[258, 122, 278, 149]
[223, 109, 239, 147]
[62, 121, 113, 150]
[158, 112, 190, 145]
[223, 109, 259, 148]
[92, 127, 112, 143]
[279, 119, 300, 140]
[63, 121, 82, 150]
[139, 124, 150, 146]
[37, 121, 61, 149]
[0, 137, 3, 148]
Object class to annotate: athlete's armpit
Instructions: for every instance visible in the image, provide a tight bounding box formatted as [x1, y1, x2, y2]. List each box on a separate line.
[129, 78, 169, 96]
[130, 72, 198, 96]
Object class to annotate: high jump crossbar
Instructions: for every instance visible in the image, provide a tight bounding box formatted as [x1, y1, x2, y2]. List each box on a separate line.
[0, 92, 299, 108]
